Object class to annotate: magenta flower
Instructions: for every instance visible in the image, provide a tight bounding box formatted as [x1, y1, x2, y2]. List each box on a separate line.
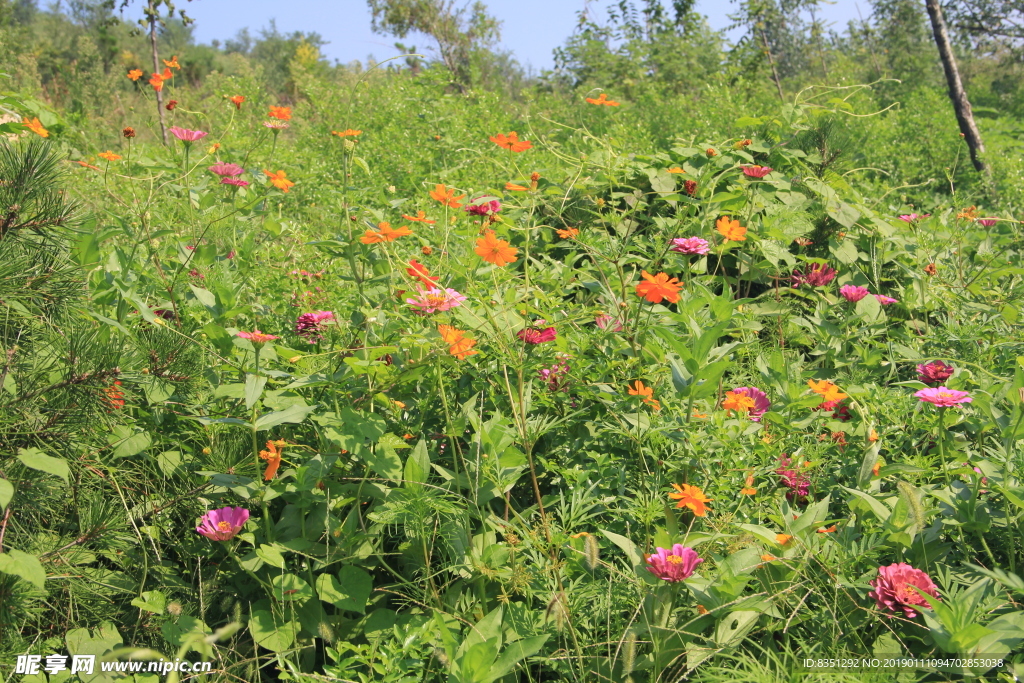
[465, 200, 501, 216]
[196, 506, 250, 541]
[237, 329, 279, 344]
[517, 326, 557, 344]
[669, 237, 711, 255]
[776, 454, 810, 502]
[874, 294, 898, 305]
[814, 399, 851, 421]
[169, 127, 208, 142]
[977, 218, 997, 227]
[209, 162, 244, 177]
[839, 285, 869, 302]
[731, 386, 770, 421]
[915, 386, 972, 406]
[405, 288, 466, 314]
[222, 178, 249, 187]
[595, 314, 623, 331]
[868, 563, 940, 618]
[791, 263, 837, 288]
[917, 360, 954, 385]
[741, 165, 773, 178]
[646, 544, 703, 582]
[538, 357, 570, 392]
[295, 310, 334, 343]
[898, 214, 930, 222]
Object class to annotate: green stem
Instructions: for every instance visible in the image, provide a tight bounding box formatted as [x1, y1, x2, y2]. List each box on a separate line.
[936, 407, 950, 488]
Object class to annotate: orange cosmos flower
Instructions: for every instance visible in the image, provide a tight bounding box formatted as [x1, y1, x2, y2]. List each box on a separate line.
[741, 486, 757, 495]
[163, 55, 180, 69]
[22, 117, 48, 138]
[628, 380, 661, 411]
[872, 461, 882, 477]
[259, 439, 287, 480]
[760, 553, 777, 562]
[489, 131, 532, 152]
[98, 151, 121, 161]
[669, 483, 712, 516]
[667, 167, 686, 174]
[76, 160, 101, 171]
[268, 106, 292, 121]
[331, 129, 362, 137]
[429, 183, 465, 208]
[406, 259, 439, 288]
[585, 93, 620, 106]
[438, 325, 478, 360]
[361, 222, 413, 244]
[403, 210, 436, 224]
[722, 390, 756, 415]
[556, 227, 579, 239]
[229, 95, 245, 110]
[775, 534, 793, 546]
[807, 379, 848, 403]
[475, 229, 518, 266]
[127, 69, 143, 81]
[817, 525, 838, 534]
[263, 169, 295, 193]
[505, 182, 528, 192]
[635, 270, 682, 304]
[869, 428, 880, 443]
[716, 216, 747, 241]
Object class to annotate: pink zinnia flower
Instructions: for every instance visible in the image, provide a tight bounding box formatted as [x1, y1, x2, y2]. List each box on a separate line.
[741, 165, 773, 178]
[465, 200, 501, 216]
[538, 356, 570, 392]
[222, 177, 249, 186]
[669, 237, 710, 255]
[295, 310, 334, 343]
[917, 360, 954, 385]
[915, 386, 972, 406]
[868, 562, 940, 618]
[730, 386, 771, 421]
[898, 214, 930, 222]
[263, 121, 289, 130]
[169, 126, 208, 142]
[517, 326, 557, 344]
[791, 263, 837, 288]
[209, 162, 244, 177]
[977, 218, 997, 227]
[814, 399, 851, 421]
[237, 329, 279, 344]
[875, 294, 898, 305]
[405, 288, 466, 314]
[776, 454, 810, 502]
[196, 506, 250, 541]
[595, 314, 623, 331]
[839, 284, 869, 302]
[646, 544, 702, 582]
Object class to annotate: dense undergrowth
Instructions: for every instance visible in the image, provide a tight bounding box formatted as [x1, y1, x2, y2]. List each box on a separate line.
[1, 20, 1024, 683]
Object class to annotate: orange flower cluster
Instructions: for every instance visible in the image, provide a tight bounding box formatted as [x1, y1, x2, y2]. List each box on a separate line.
[429, 184, 465, 208]
[669, 483, 712, 516]
[104, 381, 125, 410]
[475, 230, 518, 266]
[22, 117, 48, 138]
[150, 68, 172, 92]
[438, 325, 478, 360]
[127, 69, 143, 81]
[740, 472, 757, 495]
[489, 131, 532, 152]
[807, 379, 848, 403]
[263, 169, 295, 193]
[667, 167, 685, 174]
[556, 227, 579, 239]
[268, 106, 292, 121]
[331, 129, 361, 137]
[163, 55, 181, 69]
[229, 95, 245, 110]
[715, 216, 747, 241]
[406, 259, 438, 288]
[361, 222, 412, 244]
[98, 151, 121, 161]
[259, 439, 287, 480]
[722, 390, 756, 415]
[402, 210, 435, 224]
[585, 93, 620, 106]
[635, 270, 682, 304]
[628, 380, 660, 411]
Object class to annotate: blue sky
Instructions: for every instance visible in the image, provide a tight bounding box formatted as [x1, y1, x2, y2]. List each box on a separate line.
[134, 0, 868, 72]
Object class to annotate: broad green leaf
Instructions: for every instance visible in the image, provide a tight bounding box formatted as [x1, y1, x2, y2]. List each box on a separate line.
[255, 403, 316, 430]
[600, 530, 643, 568]
[255, 544, 287, 569]
[271, 573, 313, 602]
[188, 285, 217, 309]
[17, 448, 69, 483]
[0, 478, 13, 510]
[485, 634, 549, 683]
[0, 548, 46, 588]
[249, 611, 297, 652]
[131, 590, 166, 614]
[244, 373, 267, 410]
[404, 439, 430, 486]
[316, 565, 372, 613]
[112, 432, 152, 459]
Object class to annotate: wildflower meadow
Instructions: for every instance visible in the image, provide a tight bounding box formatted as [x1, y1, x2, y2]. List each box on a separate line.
[4, 0, 1024, 680]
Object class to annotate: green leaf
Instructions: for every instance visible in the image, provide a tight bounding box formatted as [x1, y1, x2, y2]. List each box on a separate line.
[141, 375, 175, 404]
[0, 478, 13, 510]
[17, 447, 69, 483]
[255, 544, 287, 568]
[600, 530, 643, 568]
[249, 610, 297, 652]
[244, 373, 267, 410]
[112, 431, 152, 459]
[0, 548, 46, 589]
[131, 590, 166, 614]
[404, 438, 430, 486]
[352, 156, 370, 175]
[857, 441, 881, 489]
[189, 284, 217, 309]
[842, 487, 890, 522]
[271, 573, 313, 602]
[484, 634, 549, 683]
[315, 565, 372, 613]
[255, 403, 316, 430]
[161, 614, 211, 648]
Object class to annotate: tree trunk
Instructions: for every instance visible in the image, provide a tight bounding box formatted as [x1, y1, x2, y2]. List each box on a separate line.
[924, 0, 987, 174]
[758, 26, 785, 102]
[148, 1, 168, 145]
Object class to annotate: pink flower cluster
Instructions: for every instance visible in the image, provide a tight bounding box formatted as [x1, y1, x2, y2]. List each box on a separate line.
[669, 237, 710, 255]
[897, 214, 930, 222]
[466, 200, 501, 216]
[839, 285, 898, 305]
[406, 288, 467, 314]
[646, 544, 703, 582]
[868, 563, 940, 618]
[538, 356, 570, 392]
[196, 506, 249, 541]
[169, 127, 208, 143]
[209, 162, 249, 186]
[731, 386, 771, 422]
[791, 263, 837, 288]
[595, 314, 623, 331]
[517, 326, 557, 344]
[917, 360, 954, 385]
[915, 387, 972, 406]
[295, 310, 334, 343]
[776, 454, 810, 502]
